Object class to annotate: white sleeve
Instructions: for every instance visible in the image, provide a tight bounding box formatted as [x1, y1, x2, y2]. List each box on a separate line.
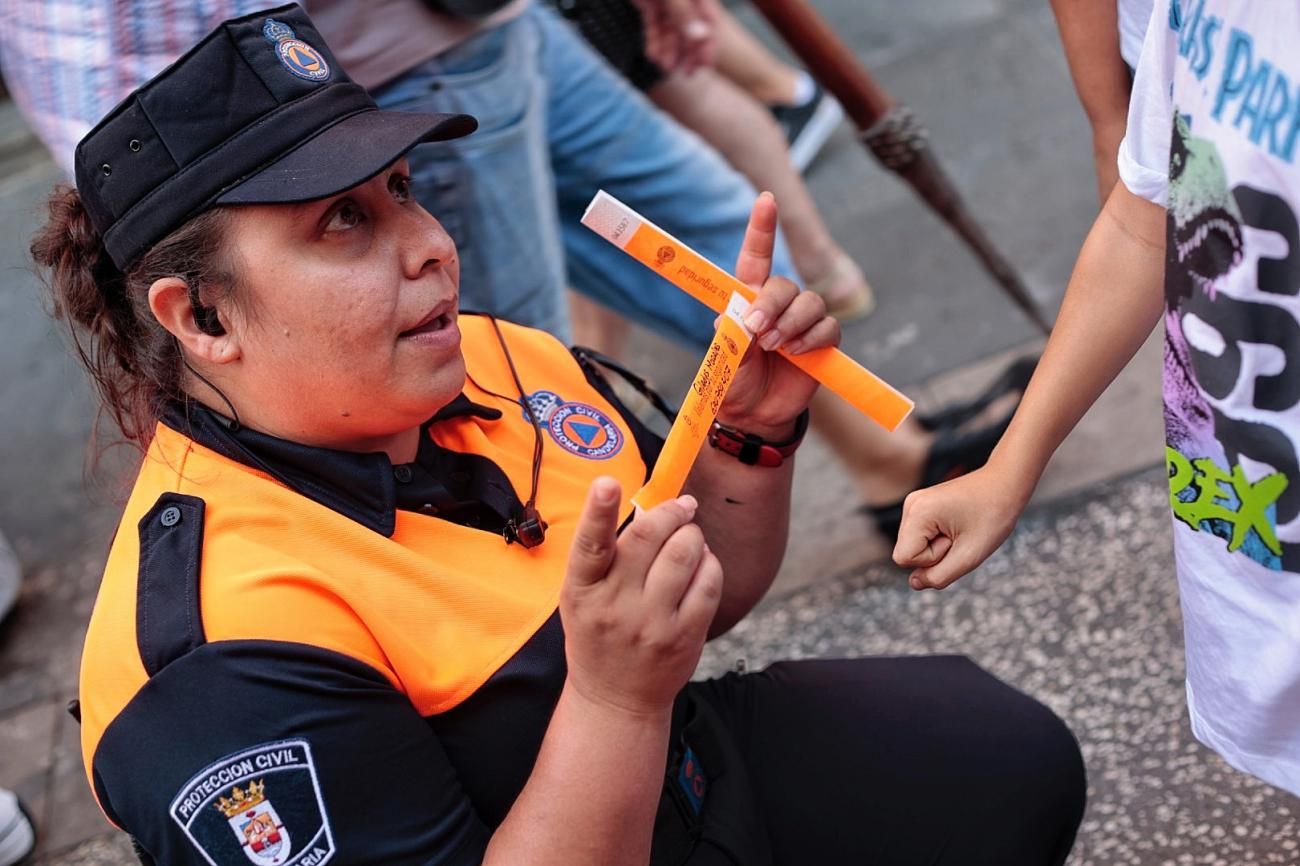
[1117, 0, 1176, 206]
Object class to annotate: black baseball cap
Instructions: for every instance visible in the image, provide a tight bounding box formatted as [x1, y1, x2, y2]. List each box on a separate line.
[74, 3, 477, 272]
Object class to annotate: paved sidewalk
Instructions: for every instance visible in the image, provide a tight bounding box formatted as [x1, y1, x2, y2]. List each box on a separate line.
[1, 0, 1296, 863]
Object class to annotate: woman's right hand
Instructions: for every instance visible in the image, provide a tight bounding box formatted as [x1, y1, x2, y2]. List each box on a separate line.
[892, 466, 1033, 591]
[561, 478, 723, 717]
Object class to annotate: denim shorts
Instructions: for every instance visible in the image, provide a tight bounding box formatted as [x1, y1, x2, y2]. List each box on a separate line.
[371, 2, 794, 350]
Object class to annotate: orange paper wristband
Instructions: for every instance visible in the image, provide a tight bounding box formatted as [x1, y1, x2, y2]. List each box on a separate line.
[581, 191, 914, 431]
[633, 293, 754, 510]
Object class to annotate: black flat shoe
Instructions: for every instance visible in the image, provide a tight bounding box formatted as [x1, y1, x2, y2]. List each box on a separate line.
[916, 356, 1037, 432]
[863, 396, 1020, 543]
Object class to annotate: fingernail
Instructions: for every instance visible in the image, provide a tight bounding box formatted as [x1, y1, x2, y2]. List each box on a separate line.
[676, 494, 698, 514]
[782, 338, 803, 354]
[759, 329, 782, 351]
[685, 19, 710, 40]
[745, 310, 768, 333]
[594, 479, 617, 503]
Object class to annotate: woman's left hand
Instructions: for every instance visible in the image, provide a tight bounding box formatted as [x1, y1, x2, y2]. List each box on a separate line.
[715, 193, 840, 437]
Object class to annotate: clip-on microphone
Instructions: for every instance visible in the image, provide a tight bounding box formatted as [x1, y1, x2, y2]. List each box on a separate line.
[506, 504, 548, 549]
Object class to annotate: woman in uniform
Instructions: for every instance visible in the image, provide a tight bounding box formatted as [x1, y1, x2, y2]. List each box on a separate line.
[34, 6, 1085, 865]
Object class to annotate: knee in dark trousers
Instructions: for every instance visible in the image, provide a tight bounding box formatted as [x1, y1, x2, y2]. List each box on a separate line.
[939, 657, 1087, 866]
[713, 655, 1087, 865]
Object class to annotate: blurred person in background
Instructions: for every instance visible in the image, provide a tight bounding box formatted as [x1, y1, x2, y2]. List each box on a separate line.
[0, 789, 34, 866]
[708, 3, 844, 173]
[1051, 0, 1154, 205]
[554, 0, 872, 320]
[0, 0, 780, 345]
[556, 0, 1036, 537]
[0, 0, 1024, 542]
[316, 0, 1031, 539]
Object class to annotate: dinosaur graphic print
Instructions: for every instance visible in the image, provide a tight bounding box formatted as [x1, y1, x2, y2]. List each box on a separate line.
[1162, 110, 1299, 570]
[1163, 112, 1243, 455]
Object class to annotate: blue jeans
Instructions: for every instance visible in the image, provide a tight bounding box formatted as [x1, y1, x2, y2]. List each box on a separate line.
[371, 3, 794, 349]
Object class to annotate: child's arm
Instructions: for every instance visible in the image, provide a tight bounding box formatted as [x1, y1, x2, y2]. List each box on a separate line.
[893, 183, 1166, 590]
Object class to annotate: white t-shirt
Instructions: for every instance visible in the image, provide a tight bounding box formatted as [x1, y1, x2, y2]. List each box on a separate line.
[1119, 0, 1300, 797]
[1118, 0, 1154, 69]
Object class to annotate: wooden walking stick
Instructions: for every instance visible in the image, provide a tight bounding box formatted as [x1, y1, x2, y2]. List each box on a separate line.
[748, 0, 1055, 335]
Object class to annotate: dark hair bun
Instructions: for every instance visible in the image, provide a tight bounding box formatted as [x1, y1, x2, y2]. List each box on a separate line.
[31, 186, 234, 448]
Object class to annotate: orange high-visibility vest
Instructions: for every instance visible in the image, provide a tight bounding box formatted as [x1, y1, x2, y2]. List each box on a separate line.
[79, 316, 649, 802]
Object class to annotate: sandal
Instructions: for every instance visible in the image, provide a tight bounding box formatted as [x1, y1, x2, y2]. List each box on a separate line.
[806, 251, 875, 322]
[915, 355, 1037, 432]
[862, 395, 1021, 543]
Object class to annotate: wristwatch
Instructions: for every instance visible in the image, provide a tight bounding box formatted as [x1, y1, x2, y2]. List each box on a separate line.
[707, 409, 810, 467]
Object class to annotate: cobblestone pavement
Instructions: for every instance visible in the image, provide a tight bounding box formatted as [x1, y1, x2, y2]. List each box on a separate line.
[2, 0, 1297, 863]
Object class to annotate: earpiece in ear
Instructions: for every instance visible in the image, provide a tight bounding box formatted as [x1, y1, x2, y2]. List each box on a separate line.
[186, 281, 225, 336]
[193, 304, 226, 336]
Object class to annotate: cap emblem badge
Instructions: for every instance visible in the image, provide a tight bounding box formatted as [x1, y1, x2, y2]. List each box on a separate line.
[262, 19, 331, 82]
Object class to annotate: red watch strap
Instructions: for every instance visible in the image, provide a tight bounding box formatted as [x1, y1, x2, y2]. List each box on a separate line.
[707, 410, 809, 467]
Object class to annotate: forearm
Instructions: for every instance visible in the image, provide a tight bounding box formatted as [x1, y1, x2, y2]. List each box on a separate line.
[485, 681, 672, 866]
[1050, 0, 1131, 133]
[684, 423, 795, 637]
[990, 185, 1166, 492]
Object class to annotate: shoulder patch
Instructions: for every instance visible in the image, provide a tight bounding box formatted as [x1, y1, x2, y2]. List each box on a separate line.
[170, 740, 335, 866]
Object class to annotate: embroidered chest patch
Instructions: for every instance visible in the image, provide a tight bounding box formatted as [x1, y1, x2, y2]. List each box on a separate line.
[170, 740, 335, 866]
[523, 390, 624, 460]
